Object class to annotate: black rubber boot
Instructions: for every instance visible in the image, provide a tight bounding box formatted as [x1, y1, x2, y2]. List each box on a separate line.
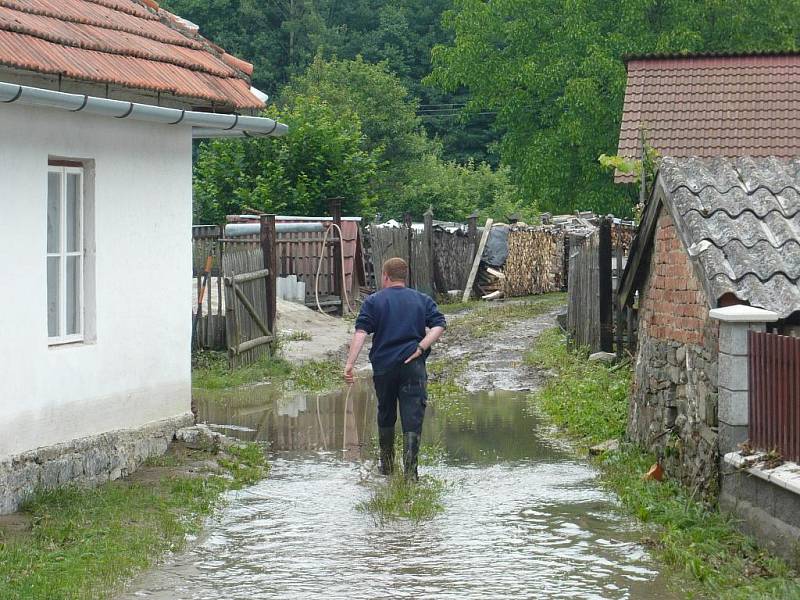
[378, 427, 395, 475]
[403, 432, 421, 481]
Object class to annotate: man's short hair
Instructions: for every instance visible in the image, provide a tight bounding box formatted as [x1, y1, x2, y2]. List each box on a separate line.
[382, 257, 408, 282]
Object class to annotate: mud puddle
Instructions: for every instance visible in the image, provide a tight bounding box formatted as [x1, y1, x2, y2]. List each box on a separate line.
[122, 380, 677, 599]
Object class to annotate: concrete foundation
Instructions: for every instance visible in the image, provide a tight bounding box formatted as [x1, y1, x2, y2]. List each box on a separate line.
[0, 412, 194, 515]
[722, 468, 800, 567]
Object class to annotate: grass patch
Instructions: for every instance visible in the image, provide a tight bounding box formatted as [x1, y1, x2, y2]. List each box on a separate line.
[0, 443, 269, 600]
[526, 327, 800, 599]
[192, 350, 340, 393]
[358, 475, 446, 523]
[279, 330, 312, 342]
[446, 293, 566, 339]
[524, 327, 628, 448]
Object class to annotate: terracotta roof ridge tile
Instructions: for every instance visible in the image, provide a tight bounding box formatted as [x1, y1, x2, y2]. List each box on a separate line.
[0, 16, 236, 78]
[0, 0, 201, 49]
[82, 0, 156, 20]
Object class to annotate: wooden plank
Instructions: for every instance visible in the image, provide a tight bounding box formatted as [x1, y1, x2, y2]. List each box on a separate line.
[615, 231, 624, 358]
[233, 283, 271, 337]
[231, 269, 270, 284]
[462, 218, 493, 302]
[330, 198, 344, 314]
[599, 217, 613, 352]
[261, 215, 277, 337]
[235, 335, 274, 355]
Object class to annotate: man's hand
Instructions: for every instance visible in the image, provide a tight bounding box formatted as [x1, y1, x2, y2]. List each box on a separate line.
[404, 348, 422, 364]
[343, 362, 355, 384]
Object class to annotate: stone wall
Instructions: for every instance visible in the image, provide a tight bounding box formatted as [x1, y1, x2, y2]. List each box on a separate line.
[628, 208, 720, 499]
[0, 413, 194, 515]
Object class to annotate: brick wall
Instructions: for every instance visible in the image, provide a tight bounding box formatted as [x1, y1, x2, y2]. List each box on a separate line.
[628, 207, 721, 499]
[638, 211, 708, 345]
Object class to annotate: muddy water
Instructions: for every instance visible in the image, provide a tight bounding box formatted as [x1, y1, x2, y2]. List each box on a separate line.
[124, 381, 677, 600]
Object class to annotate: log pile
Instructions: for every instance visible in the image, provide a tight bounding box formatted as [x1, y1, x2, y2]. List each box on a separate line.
[476, 266, 506, 299]
[503, 228, 565, 297]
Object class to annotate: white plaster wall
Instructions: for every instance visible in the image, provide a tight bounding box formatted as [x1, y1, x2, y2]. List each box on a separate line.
[0, 103, 192, 458]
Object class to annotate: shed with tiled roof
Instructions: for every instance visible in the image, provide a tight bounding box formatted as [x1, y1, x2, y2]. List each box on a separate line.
[616, 53, 800, 182]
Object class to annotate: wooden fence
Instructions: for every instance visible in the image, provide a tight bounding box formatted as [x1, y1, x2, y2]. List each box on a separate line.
[567, 217, 636, 354]
[223, 246, 274, 367]
[748, 331, 800, 461]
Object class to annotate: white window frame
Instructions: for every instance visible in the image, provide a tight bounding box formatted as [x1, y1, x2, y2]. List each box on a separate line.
[47, 165, 84, 345]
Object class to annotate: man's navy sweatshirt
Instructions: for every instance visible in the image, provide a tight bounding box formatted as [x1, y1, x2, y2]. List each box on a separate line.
[354, 286, 447, 376]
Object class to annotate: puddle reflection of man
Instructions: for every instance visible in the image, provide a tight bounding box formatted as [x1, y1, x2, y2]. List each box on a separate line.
[343, 257, 446, 480]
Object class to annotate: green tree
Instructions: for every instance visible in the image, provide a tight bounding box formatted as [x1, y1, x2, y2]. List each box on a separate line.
[161, 0, 327, 95]
[193, 96, 379, 223]
[281, 56, 434, 201]
[428, 0, 800, 216]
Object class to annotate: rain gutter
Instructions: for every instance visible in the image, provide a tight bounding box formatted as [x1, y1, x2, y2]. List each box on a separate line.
[0, 81, 288, 138]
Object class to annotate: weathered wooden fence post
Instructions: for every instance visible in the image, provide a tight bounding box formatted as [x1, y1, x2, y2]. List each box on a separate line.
[260, 214, 277, 346]
[467, 211, 478, 260]
[598, 216, 613, 352]
[330, 197, 344, 315]
[423, 206, 435, 296]
[404, 212, 413, 288]
[615, 222, 625, 358]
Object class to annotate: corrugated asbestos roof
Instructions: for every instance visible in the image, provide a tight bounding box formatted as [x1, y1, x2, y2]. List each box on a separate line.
[617, 54, 800, 182]
[659, 156, 800, 318]
[0, 0, 263, 109]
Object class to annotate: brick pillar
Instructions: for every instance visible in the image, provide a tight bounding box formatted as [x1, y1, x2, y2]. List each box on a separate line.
[710, 305, 778, 456]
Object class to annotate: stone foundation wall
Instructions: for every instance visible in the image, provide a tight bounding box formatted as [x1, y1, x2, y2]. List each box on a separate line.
[628, 209, 720, 499]
[0, 412, 194, 515]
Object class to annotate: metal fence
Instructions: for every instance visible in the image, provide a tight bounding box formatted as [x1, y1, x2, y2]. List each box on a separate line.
[749, 331, 800, 461]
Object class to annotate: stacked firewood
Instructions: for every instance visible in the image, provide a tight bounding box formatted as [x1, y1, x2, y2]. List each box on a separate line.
[504, 228, 564, 296]
[476, 265, 506, 300]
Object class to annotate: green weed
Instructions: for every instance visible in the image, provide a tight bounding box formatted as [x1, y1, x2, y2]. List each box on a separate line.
[527, 327, 800, 598]
[446, 293, 566, 339]
[0, 443, 268, 599]
[524, 328, 628, 448]
[358, 475, 446, 523]
[192, 350, 340, 393]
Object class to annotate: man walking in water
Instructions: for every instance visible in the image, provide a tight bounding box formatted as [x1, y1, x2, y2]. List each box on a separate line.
[343, 257, 446, 480]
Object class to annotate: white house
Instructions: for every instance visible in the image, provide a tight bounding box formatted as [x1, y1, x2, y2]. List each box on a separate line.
[0, 0, 286, 513]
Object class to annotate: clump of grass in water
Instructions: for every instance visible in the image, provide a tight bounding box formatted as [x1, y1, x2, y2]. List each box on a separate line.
[358, 475, 446, 523]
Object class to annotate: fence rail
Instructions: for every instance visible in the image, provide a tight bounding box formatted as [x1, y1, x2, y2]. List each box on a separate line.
[749, 331, 800, 461]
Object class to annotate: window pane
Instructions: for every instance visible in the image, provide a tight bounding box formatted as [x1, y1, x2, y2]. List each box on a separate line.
[66, 173, 81, 253]
[47, 256, 60, 337]
[66, 256, 81, 335]
[47, 172, 61, 254]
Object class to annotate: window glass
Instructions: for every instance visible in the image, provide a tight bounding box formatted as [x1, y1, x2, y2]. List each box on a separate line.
[47, 256, 60, 337]
[66, 173, 81, 253]
[47, 172, 61, 254]
[66, 255, 81, 335]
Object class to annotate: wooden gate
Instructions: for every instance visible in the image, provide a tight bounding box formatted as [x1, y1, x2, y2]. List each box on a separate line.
[223, 248, 274, 367]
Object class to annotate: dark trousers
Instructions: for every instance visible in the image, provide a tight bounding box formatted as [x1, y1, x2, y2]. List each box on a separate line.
[373, 358, 428, 434]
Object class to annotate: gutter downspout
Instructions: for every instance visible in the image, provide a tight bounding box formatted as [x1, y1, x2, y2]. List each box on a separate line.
[0, 81, 288, 138]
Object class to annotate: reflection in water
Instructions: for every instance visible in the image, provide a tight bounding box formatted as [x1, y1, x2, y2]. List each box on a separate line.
[125, 382, 677, 600]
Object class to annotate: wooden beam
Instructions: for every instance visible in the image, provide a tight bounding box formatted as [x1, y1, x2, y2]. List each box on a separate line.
[598, 217, 613, 352]
[260, 214, 277, 336]
[330, 198, 344, 315]
[462, 218, 493, 302]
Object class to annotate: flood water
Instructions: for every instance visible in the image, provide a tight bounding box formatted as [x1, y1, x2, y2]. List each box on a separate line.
[124, 381, 677, 599]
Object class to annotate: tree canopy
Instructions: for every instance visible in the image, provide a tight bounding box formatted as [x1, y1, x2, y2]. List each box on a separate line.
[428, 0, 800, 216]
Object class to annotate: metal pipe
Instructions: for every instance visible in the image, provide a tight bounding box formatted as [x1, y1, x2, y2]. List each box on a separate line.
[0, 81, 288, 138]
[233, 215, 362, 222]
[225, 222, 324, 237]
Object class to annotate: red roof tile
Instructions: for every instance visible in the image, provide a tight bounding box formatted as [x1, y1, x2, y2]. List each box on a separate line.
[616, 54, 800, 182]
[0, 0, 263, 109]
